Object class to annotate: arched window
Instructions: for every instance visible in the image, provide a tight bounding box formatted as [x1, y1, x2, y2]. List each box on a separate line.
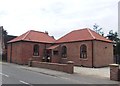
[33, 44, 39, 56]
[80, 44, 87, 59]
[61, 46, 67, 58]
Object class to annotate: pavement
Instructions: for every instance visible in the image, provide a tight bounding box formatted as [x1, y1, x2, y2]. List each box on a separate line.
[74, 66, 110, 78]
[20, 65, 67, 77]
[20, 65, 110, 79]
[19, 63, 115, 81]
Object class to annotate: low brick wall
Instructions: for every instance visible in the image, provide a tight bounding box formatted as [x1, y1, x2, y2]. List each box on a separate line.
[109, 64, 120, 81]
[119, 68, 120, 81]
[29, 61, 74, 74]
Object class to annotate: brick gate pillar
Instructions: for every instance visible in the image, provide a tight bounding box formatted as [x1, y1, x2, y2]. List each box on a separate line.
[67, 61, 74, 74]
[109, 64, 119, 81]
[28, 58, 33, 67]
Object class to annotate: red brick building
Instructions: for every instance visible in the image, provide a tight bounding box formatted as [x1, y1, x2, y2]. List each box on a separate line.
[7, 30, 55, 64]
[47, 28, 114, 67]
[7, 28, 113, 67]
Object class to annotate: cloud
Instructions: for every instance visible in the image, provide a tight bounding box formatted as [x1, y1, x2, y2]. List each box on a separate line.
[0, 0, 119, 39]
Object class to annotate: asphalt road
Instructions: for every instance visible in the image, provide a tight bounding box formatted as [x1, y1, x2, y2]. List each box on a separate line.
[1, 62, 119, 86]
[1, 63, 79, 85]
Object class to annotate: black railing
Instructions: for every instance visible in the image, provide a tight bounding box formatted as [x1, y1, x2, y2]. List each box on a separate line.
[114, 55, 120, 64]
[119, 69, 120, 81]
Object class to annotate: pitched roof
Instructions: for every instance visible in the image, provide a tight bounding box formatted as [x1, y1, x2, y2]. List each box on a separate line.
[56, 28, 112, 43]
[8, 30, 56, 43]
[47, 45, 59, 50]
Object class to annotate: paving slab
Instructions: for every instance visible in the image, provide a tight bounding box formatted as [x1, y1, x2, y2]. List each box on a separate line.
[74, 66, 110, 78]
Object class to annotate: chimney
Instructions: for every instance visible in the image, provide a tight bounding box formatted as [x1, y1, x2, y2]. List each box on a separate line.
[45, 31, 48, 35]
[51, 36, 55, 39]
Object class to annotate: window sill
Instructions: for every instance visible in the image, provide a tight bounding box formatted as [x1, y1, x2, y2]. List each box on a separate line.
[61, 58, 67, 59]
[80, 58, 88, 61]
[32, 56, 40, 58]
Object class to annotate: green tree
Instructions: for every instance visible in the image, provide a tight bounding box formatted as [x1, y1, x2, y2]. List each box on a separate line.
[1, 27, 8, 61]
[107, 30, 120, 64]
[107, 30, 119, 42]
[93, 24, 104, 36]
[116, 42, 120, 54]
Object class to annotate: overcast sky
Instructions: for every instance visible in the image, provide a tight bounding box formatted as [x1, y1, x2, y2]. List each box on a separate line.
[0, 0, 119, 39]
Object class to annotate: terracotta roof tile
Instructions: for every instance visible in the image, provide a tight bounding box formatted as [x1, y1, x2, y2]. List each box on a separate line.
[8, 30, 56, 43]
[47, 45, 59, 50]
[56, 28, 112, 43]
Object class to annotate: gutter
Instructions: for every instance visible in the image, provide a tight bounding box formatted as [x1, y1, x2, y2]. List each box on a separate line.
[10, 43, 12, 63]
[92, 40, 94, 68]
